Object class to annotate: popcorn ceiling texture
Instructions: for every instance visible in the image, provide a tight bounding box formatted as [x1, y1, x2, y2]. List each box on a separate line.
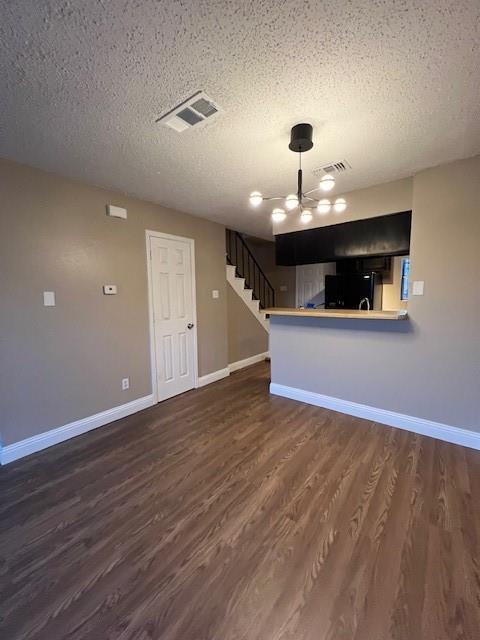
[0, 0, 479, 238]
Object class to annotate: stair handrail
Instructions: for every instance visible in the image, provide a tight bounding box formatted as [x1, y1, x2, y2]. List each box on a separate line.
[226, 229, 275, 309]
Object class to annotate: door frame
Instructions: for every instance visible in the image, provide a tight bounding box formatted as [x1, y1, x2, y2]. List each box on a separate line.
[145, 230, 199, 403]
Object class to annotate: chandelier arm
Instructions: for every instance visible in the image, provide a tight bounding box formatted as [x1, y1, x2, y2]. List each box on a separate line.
[262, 196, 287, 201]
[303, 195, 320, 203]
[303, 186, 320, 196]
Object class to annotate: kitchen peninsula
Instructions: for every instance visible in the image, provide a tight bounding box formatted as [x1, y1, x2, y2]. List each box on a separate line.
[265, 303, 416, 429]
[266, 307, 408, 320]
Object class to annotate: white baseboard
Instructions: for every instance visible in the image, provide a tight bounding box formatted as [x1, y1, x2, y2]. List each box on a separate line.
[197, 354, 269, 386]
[270, 383, 480, 451]
[229, 352, 270, 373]
[0, 394, 155, 465]
[197, 367, 230, 388]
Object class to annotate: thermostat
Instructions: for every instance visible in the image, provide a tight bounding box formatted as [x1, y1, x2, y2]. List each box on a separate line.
[103, 285, 117, 295]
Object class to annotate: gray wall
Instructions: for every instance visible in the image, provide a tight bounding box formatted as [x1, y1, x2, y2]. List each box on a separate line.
[226, 284, 268, 364]
[271, 155, 480, 431]
[0, 159, 228, 445]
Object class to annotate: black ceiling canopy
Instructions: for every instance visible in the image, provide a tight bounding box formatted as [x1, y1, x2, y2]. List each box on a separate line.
[288, 123, 314, 152]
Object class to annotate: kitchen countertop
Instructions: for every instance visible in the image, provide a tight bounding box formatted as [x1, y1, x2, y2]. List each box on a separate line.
[264, 308, 408, 321]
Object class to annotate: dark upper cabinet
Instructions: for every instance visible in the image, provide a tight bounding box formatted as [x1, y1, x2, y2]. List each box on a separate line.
[275, 211, 411, 266]
[337, 255, 392, 278]
[275, 232, 296, 265]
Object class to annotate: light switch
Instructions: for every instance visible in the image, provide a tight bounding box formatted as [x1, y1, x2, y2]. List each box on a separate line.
[103, 285, 117, 295]
[212, 289, 219, 299]
[279, 285, 288, 292]
[43, 291, 55, 306]
[412, 280, 424, 296]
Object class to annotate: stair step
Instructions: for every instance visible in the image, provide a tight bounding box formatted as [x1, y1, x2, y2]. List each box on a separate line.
[242, 288, 252, 301]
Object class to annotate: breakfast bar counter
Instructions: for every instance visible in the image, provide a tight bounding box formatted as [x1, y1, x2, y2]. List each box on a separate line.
[265, 307, 408, 321]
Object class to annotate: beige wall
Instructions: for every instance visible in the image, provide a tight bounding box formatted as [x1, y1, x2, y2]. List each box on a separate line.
[226, 284, 268, 363]
[270, 155, 480, 431]
[244, 237, 296, 307]
[0, 159, 228, 446]
[273, 177, 413, 235]
[382, 256, 409, 311]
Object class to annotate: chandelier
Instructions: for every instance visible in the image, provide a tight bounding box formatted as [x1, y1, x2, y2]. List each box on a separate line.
[248, 123, 347, 223]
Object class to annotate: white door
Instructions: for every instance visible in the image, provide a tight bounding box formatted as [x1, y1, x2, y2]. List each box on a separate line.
[149, 234, 197, 401]
[297, 265, 316, 306]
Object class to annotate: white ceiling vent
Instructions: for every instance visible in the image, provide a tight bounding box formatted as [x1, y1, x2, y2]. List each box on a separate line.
[312, 160, 351, 176]
[156, 91, 220, 132]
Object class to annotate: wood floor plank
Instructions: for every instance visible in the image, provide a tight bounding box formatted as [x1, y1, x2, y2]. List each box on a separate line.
[0, 362, 479, 639]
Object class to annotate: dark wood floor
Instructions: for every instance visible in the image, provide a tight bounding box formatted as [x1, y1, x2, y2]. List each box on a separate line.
[1, 362, 479, 640]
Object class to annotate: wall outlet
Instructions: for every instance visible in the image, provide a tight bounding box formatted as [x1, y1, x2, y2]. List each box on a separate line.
[122, 377, 130, 390]
[212, 289, 219, 299]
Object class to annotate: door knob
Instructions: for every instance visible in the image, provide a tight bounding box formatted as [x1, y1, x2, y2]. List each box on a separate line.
[187, 323, 194, 329]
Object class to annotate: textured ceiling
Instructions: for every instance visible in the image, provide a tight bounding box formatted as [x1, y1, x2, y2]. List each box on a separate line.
[1, 0, 479, 239]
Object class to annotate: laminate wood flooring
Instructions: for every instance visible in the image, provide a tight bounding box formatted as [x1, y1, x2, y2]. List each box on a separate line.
[1, 362, 479, 639]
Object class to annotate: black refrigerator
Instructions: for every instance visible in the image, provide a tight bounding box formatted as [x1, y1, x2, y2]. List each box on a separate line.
[325, 273, 383, 310]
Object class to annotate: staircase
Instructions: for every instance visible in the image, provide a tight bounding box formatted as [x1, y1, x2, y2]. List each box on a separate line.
[226, 229, 274, 332]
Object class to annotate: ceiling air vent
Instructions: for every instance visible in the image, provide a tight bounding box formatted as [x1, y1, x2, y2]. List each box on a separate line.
[312, 160, 351, 176]
[156, 91, 220, 132]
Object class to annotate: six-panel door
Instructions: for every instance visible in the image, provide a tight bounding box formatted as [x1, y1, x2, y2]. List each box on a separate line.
[150, 236, 196, 400]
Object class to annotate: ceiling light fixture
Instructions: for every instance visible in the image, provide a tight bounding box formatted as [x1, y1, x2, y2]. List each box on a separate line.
[319, 174, 335, 191]
[249, 123, 347, 223]
[271, 208, 286, 222]
[285, 194, 299, 210]
[249, 191, 263, 207]
[300, 209, 313, 223]
[317, 199, 332, 214]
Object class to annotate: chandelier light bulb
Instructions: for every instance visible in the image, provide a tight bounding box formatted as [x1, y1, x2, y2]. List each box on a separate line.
[300, 209, 313, 224]
[249, 191, 263, 207]
[320, 174, 335, 192]
[285, 194, 299, 210]
[334, 197, 347, 213]
[271, 208, 286, 222]
[317, 199, 332, 214]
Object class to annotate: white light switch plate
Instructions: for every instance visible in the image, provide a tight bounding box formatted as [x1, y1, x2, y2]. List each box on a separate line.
[212, 289, 219, 299]
[122, 377, 129, 390]
[412, 280, 424, 296]
[43, 291, 55, 306]
[103, 285, 117, 295]
[279, 285, 288, 292]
